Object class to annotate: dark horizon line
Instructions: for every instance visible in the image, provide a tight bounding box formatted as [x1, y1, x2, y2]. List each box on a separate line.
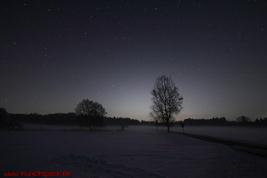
[7, 111, 267, 121]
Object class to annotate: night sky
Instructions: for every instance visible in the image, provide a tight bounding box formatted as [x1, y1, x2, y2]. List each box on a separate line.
[1, 0, 266, 120]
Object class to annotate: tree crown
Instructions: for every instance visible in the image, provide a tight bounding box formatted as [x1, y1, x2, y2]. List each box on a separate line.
[75, 99, 106, 117]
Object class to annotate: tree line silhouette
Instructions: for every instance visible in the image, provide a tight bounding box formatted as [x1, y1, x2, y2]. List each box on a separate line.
[1, 111, 267, 131]
[7, 113, 139, 127]
[177, 117, 267, 127]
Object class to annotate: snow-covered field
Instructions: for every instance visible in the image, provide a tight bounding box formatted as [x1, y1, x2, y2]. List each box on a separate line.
[169, 126, 267, 146]
[1, 126, 267, 178]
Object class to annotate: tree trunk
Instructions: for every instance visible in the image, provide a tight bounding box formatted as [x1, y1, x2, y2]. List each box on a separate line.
[166, 117, 170, 133]
[167, 125, 170, 133]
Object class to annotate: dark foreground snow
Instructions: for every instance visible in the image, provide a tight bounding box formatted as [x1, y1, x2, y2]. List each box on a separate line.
[1, 127, 267, 178]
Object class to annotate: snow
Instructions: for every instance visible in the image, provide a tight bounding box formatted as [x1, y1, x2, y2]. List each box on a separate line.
[1, 126, 267, 178]
[170, 125, 267, 145]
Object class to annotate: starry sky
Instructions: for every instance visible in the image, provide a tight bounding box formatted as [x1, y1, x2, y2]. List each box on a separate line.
[1, 0, 267, 120]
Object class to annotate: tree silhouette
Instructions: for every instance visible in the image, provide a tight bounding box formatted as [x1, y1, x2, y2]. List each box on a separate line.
[151, 75, 183, 132]
[236, 115, 251, 123]
[0, 108, 8, 129]
[75, 99, 106, 117]
[75, 99, 106, 128]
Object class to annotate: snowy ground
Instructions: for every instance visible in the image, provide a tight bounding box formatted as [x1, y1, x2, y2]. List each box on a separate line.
[1, 126, 267, 178]
[169, 125, 267, 146]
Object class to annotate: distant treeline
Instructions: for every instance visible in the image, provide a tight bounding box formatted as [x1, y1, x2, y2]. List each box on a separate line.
[9, 113, 140, 126]
[9, 114, 267, 127]
[2, 109, 267, 131]
[176, 117, 267, 126]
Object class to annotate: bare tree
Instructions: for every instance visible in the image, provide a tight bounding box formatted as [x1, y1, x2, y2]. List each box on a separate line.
[75, 99, 106, 117]
[151, 75, 183, 132]
[75, 99, 106, 128]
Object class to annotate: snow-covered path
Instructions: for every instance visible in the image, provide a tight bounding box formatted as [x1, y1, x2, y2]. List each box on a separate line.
[1, 127, 267, 178]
